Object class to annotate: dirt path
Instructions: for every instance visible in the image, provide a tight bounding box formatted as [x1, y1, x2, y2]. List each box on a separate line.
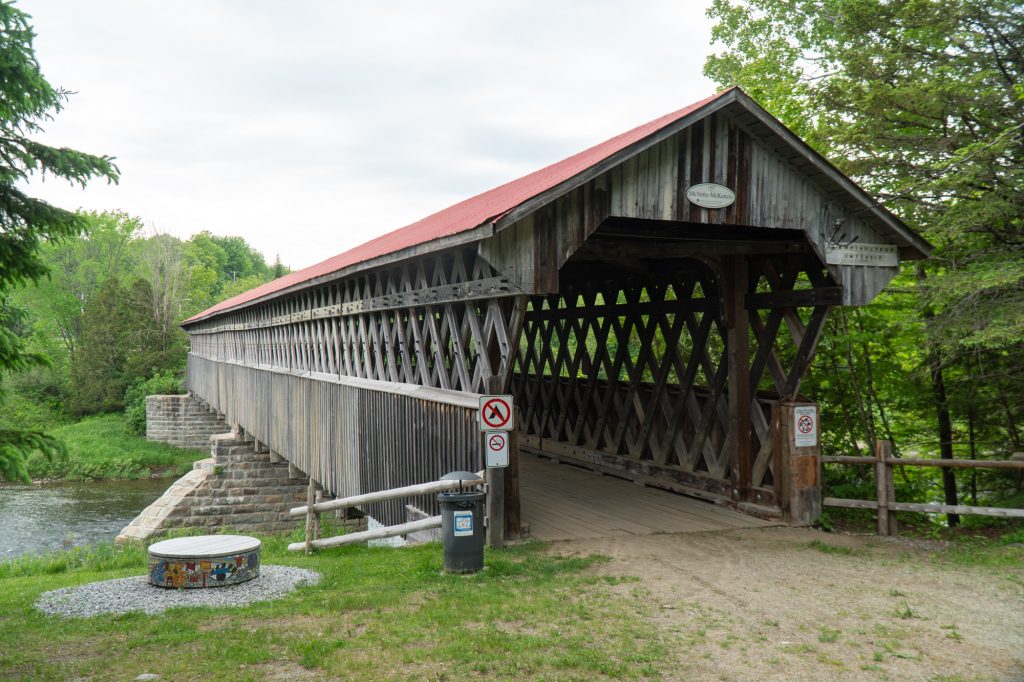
[551, 527, 1024, 681]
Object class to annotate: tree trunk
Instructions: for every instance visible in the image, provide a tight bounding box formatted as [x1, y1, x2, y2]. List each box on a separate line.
[1000, 393, 1022, 452]
[927, 345, 959, 526]
[826, 323, 862, 456]
[967, 407, 977, 506]
[917, 266, 959, 527]
[839, 309, 875, 447]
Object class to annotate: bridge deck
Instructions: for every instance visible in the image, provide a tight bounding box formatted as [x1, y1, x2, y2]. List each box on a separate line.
[520, 453, 774, 541]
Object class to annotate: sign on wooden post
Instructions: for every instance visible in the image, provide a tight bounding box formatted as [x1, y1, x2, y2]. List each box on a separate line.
[773, 401, 822, 527]
[793, 405, 818, 448]
[485, 431, 509, 468]
[479, 395, 514, 431]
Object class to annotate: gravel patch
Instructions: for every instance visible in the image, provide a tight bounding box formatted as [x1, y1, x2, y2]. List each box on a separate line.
[35, 565, 320, 618]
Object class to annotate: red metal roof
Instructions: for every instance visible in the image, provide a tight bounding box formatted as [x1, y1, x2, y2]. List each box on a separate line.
[184, 88, 734, 324]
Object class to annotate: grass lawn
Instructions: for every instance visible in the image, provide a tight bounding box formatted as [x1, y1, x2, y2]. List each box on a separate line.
[0, 532, 666, 681]
[27, 413, 207, 481]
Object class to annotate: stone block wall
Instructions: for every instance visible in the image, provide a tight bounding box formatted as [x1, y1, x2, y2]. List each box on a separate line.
[146, 394, 229, 449]
[118, 433, 313, 543]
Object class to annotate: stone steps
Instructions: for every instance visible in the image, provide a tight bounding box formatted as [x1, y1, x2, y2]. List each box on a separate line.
[145, 394, 229, 450]
[117, 436, 311, 544]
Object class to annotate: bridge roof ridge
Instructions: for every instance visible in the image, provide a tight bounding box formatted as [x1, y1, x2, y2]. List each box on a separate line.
[182, 89, 735, 325]
[182, 86, 930, 326]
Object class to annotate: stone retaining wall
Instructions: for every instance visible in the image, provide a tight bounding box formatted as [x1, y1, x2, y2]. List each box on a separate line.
[146, 394, 229, 450]
[117, 433, 314, 543]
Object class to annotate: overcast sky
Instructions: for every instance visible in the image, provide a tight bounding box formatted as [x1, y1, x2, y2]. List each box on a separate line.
[20, 1, 720, 271]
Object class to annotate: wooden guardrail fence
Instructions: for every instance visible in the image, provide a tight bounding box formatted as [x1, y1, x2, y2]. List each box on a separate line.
[186, 353, 483, 526]
[287, 472, 485, 553]
[822, 440, 1024, 536]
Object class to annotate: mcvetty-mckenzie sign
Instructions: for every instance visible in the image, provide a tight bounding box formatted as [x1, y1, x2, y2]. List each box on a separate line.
[685, 183, 736, 209]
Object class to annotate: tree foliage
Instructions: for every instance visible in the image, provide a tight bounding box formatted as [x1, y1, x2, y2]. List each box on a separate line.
[0, 2, 119, 481]
[705, 0, 1023, 348]
[705, 0, 1024, 508]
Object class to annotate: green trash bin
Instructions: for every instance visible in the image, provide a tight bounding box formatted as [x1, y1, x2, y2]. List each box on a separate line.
[437, 471, 485, 573]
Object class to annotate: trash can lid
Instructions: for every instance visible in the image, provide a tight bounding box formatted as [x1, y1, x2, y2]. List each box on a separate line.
[440, 470, 482, 481]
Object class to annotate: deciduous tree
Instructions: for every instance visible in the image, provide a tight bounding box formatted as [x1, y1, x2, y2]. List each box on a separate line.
[706, 0, 1024, 516]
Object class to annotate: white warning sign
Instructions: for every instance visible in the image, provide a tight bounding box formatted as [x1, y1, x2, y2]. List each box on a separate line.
[479, 395, 514, 431]
[793, 405, 818, 448]
[485, 431, 509, 468]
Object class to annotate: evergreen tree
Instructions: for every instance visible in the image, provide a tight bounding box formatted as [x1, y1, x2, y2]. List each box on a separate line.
[0, 2, 119, 481]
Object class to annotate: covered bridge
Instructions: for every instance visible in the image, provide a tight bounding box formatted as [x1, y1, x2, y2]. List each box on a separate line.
[181, 87, 931, 541]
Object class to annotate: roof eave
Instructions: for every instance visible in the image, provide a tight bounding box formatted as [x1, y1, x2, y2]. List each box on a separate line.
[181, 221, 495, 328]
[730, 90, 933, 259]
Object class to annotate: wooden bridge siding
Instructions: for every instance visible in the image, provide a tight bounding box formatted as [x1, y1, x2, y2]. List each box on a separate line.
[183, 248, 526, 397]
[479, 107, 897, 304]
[186, 354, 481, 526]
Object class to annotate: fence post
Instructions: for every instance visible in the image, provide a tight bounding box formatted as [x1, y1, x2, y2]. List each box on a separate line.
[304, 476, 316, 555]
[875, 440, 892, 536]
[883, 442, 898, 536]
[313, 489, 323, 541]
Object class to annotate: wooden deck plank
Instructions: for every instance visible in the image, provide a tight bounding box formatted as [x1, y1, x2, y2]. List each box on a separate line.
[521, 490, 662, 535]
[523, 484, 729, 534]
[523, 470, 750, 529]
[520, 452, 773, 541]
[522, 456, 762, 527]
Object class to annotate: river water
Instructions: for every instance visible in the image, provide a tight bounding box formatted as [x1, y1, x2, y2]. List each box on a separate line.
[0, 478, 171, 559]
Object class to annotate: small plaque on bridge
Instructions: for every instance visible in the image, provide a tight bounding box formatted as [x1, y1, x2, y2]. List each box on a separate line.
[825, 242, 898, 267]
[479, 395, 514, 431]
[485, 431, 509, 468]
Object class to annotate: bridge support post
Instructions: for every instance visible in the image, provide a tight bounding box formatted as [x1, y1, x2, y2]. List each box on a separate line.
[772, 400, 822, 526]
[724, 256, 753, 504]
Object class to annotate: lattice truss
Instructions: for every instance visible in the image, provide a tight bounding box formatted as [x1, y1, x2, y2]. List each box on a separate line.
[511, 253, 835, 493]
[512, 259, 733, 477]
[745, 252, 835, 489]
[187, 248, 524, 395]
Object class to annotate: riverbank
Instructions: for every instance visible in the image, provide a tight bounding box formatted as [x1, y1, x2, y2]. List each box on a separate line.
[25, 413, 206, 481]
[0, 478, 174, 559]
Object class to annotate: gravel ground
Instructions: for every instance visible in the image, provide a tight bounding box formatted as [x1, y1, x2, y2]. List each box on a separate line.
[554, 527, 1024, 681]
[35, 565, 320, 618]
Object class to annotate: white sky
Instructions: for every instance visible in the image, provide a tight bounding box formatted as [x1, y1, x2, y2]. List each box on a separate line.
[20, 1, 720, 271]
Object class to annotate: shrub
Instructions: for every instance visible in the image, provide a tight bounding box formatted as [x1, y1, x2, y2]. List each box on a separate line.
[124, 370, 185, 435]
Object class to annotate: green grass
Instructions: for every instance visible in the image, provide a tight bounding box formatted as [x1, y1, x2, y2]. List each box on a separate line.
[0, 533, 668, 680]
[25, 413, 206, 481]
[802, 539, 866, 556]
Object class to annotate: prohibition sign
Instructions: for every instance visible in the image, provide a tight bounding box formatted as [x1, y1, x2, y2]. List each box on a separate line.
[793, 404, 818, 447]
[488, 433, 507, 452]
[479, 395, 513, 431]
[484, 430, 509, 467]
